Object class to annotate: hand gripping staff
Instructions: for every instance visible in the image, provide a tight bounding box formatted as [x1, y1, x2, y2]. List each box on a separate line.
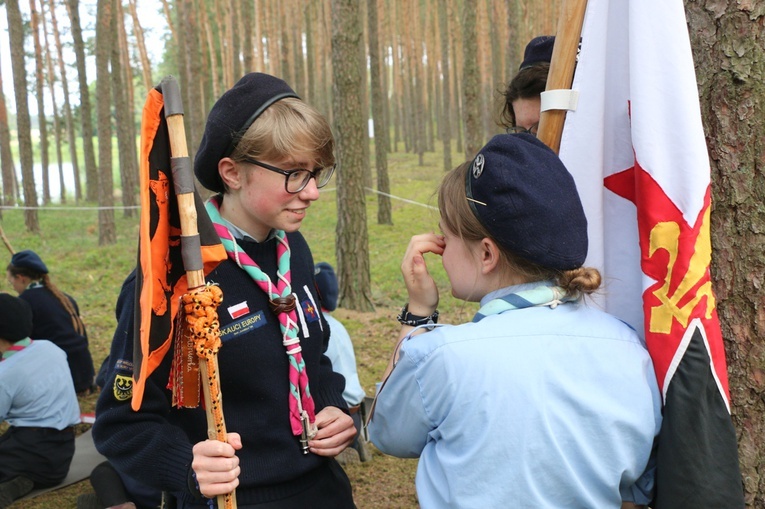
[161, 76, 237, 509]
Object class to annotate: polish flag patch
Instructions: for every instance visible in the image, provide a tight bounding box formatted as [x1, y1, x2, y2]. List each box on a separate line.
[228, 301, 249, 319]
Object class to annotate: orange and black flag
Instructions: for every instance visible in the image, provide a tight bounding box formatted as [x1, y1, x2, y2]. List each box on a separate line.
[132, 79, 227, 411]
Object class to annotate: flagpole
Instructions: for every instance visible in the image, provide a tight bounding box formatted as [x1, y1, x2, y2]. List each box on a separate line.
[162, 76, 237, 509]
[536, 0, 589, 154]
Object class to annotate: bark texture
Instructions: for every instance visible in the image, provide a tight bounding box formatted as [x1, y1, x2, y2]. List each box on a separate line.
[332, 0, 374, 312]
[686, 1, 765, 506]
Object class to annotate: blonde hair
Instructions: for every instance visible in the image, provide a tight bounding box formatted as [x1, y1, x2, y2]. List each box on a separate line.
[438, 161, 601, 296]
[231, 98, 335, 169]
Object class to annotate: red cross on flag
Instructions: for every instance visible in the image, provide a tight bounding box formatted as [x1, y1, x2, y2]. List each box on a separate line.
[557, 0, 745, 506]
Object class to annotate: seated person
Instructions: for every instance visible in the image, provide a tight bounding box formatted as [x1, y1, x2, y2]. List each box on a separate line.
[6, 250, 96, 394]
[501, 35, 555, 134]
[314, 262, 369, 462]
[0, 293, 81, 508]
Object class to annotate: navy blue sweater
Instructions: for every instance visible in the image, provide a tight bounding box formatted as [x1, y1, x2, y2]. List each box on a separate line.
[93, 231, 348, 506]
[20, 286, 95, 393]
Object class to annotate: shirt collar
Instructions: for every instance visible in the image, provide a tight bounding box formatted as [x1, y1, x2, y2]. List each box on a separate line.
[216, 214, 277, 243]
[479, 280, 555, 308]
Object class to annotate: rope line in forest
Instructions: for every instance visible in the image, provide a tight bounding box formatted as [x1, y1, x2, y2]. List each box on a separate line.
[1, 187, 436, 212]
[321, 186, 438, 211]
[0, 205, 141, 211]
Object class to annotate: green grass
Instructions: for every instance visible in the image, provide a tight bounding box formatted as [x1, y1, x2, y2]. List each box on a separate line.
[2, 143, 475, 509]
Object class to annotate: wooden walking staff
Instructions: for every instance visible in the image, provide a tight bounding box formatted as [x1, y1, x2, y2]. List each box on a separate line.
[161, 76, 237, 509]
[0, 225, 14, 254]
[536, 0, 589, 154]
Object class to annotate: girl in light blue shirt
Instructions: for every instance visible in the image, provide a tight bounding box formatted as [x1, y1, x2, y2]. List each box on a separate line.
[369, 134, 661, 509]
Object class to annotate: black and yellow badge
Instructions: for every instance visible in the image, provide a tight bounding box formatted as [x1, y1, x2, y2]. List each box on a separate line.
[114, 374, 133, 401]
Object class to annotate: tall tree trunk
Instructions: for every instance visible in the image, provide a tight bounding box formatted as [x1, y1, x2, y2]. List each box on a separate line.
[461, 0, 482, 160]
[506, 0, 520, 76]
[30, 0, 50, 205]
[127, 0, 153, 91]
[438, 0, 453, 172]
[111, 0, 138, 218]
[66, 0, 99, 202]
[242, 0, 255, 72]
[95, 0, 116, 245]
[367, 0, 391, 225]
[49, 0, 81, 201]
[305, 2, 317, 106]
[686, 1, 765, 506]
[332, 0, 374, 312]
[40, 4, 66, 203]
[199, 0, 220, 100]
[0, 54, 16, 207]
[6, 0, 39, 232]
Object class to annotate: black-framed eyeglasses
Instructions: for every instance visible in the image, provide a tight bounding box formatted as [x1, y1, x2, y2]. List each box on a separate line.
[506, 122, 539, 136]
[241, 158, 336, 194]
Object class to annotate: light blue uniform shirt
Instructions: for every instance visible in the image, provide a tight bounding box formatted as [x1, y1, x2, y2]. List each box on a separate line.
[369, 284, 662, 508]
[0, 340, 81, 429]
[324, 313, 366, 406]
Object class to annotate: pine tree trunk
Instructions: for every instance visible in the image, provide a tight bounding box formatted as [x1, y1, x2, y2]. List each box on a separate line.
[686, 1, 765, 505]
[40, 6, 66, 204]
[367, 0, 392, 225]
[49, 0, 81, 201]
[332, 0, 374, 312]
[461, 0, 482, 159]
[30, 0, 50, 205]
[127, 0, 153, 91]
[242, 0, 255, 72]
[66, 0, 99, 202]
[0, 55, 16, 207]
[95, 0, 116, 244]
[438, 0, 453, 172]
[111, 0, 137, 218]
[6, 0, 39, 232]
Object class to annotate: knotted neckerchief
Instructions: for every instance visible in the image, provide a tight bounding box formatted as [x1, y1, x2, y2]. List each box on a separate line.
[205, 197, 315, 437]
[2, 338, 32, 361]
[472, 285, 577, 322]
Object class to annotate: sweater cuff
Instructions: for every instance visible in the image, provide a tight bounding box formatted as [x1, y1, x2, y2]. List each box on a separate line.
[187, 469, 206, 501]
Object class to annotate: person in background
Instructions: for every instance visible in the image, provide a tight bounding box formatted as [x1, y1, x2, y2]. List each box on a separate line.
[6, 249, 96, 395]
[0, 293, 81, 509]
[368, 134, 661, 508]
[93, 72, 356, 509]
[500, 35, 555, 134]
[314, 262, 370, 463]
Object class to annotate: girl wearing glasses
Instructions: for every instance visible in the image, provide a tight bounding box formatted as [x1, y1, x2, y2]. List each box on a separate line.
[94, 73, 355, 509]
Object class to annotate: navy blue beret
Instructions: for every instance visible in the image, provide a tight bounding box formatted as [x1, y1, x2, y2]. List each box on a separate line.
[519, 35, 555, 70]
[194, 73, 300, 193]
[314, 262, 339, 312]
[0, 293, 33, 343]
[11, 249, 48, 274]
[465, 133, 588, 271]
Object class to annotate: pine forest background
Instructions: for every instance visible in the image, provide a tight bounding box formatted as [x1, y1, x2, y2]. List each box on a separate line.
[0, 0, 763, 507]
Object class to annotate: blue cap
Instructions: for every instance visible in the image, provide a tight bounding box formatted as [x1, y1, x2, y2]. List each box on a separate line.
[11, 249, 49, 274]
[465, 133, 588, 270]
[519, 35, 555, 70]
[314, 262, 339, 311]
[194, 73, 300, 193]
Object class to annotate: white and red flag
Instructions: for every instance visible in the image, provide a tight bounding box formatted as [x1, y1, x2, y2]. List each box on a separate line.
[557, 0, 744, 506]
